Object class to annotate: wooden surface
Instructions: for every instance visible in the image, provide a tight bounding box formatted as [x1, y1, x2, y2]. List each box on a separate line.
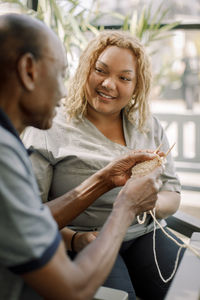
[165, 232, 200, 300]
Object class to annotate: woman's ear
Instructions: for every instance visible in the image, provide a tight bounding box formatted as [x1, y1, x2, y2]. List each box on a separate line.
[17, 53, 38, 91]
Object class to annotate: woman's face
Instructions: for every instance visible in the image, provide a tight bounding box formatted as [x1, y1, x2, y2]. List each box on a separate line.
[85, 45, 137, 118]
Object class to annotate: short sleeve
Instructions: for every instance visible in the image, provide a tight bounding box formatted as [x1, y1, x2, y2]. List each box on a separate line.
[22, 127, 53, 203]
[29, 151, 53, 203]
[0, 141, 61, 274]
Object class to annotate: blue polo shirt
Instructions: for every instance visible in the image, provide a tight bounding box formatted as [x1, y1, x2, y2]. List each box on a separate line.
[0, 109, 61, 300]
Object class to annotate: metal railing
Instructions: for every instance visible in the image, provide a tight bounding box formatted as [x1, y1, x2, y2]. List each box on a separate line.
[155, 112, 200, 191]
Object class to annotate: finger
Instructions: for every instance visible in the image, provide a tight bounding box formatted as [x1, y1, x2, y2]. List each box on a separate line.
[156, 151, 165, 157]
[92, 231, 99, 237]
[128, 151, 158, 163]
[131, 149, 152, 153]
[87, 233, 97, 243]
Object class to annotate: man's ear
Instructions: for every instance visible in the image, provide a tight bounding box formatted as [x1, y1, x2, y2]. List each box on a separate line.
[17, 53, 38, 91]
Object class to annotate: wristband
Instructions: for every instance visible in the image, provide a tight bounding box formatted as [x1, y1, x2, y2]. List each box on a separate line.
[71, 232, 78, 252]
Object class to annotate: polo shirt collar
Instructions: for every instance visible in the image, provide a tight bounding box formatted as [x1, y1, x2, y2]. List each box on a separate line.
[0, 108, 32, 155]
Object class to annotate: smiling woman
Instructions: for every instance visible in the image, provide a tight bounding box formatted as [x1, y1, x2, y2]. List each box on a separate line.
[23, 30, 184, 300]
[86, 46, 137, 117]
[85, 46, 138, 145]
[66, 31, 152, 133]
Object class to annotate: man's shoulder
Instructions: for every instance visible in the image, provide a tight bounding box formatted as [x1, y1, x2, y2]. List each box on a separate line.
[0, 125, 23, 149]
[0, 125, 32, 176]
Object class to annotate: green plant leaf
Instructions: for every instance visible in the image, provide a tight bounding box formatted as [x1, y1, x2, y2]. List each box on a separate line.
[129, 10, 138, 36]
[123, 15, 130, 31]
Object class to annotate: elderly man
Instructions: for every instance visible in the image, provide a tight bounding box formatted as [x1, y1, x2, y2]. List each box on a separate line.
[0, 13, 161, 300]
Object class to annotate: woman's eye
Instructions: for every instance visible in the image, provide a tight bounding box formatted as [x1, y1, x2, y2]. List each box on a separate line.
[120, 76, 131, 81]
[95, 67, 105, 74]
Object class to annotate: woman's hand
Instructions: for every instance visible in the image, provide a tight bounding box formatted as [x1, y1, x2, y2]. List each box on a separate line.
[73, 231, 98, 252]
[61, 228, 98, 252]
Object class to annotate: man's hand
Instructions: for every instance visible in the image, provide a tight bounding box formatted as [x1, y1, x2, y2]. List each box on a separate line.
[48, 151, 162, 230]
[104, 151, 160, 188]
[114, 166, 163, 221]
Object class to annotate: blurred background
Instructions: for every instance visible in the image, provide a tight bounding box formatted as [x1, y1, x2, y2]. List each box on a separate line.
[1, 0, 200, 219]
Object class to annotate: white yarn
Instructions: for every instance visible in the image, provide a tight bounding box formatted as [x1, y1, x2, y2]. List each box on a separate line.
[137, 212, 147, 224]
[151, 209, 184, 283]
[150, 210, 200, 257]
[132, 145, 200, 282]
[137, 208, 200, 283]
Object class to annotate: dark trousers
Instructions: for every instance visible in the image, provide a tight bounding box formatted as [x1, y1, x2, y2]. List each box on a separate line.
[103, 228, 185, 300]
[68, 228, 185, 300]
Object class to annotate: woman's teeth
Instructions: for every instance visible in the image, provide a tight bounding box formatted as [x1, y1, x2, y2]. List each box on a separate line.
[98, 91, 114, 99]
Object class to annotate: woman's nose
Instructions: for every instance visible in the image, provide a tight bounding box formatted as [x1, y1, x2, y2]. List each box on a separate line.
[101, 77, 116, 90]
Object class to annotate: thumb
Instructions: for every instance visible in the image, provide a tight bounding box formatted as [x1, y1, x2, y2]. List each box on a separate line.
[87, 232, 98, 243]
[131, 152, 157, 163]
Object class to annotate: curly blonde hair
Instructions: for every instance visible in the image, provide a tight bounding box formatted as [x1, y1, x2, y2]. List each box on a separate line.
[65, 30, 152, 131]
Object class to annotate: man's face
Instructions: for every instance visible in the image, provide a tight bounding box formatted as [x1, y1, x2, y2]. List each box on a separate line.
[23, 32, 67, 130]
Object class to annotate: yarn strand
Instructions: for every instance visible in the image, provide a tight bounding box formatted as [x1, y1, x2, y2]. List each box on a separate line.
[152, 208, 184, 283]
[137, 212, 147, 224]
[150, 210, 200, 258]
[137, 208, 200, 283]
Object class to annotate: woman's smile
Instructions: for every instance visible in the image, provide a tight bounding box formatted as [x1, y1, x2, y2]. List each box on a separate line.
[86, 45, 137, 116]
[96, 89, 117, 101]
